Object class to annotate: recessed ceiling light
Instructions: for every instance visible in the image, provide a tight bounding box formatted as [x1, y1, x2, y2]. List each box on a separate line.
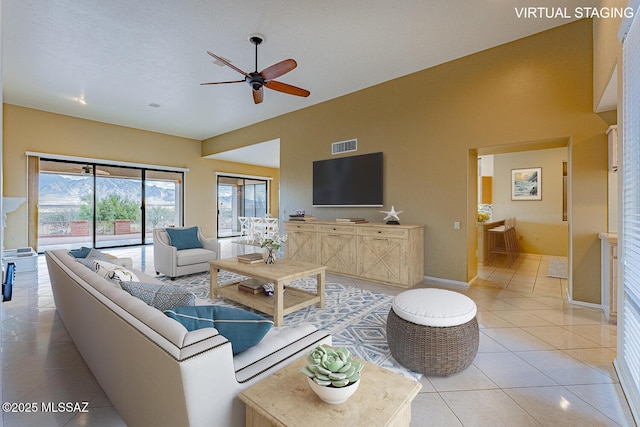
[75, 97, 87, 105]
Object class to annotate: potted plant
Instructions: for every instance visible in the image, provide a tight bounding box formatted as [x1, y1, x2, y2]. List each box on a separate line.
[301, 345, 363, 404]
[256, 233, 287, 264]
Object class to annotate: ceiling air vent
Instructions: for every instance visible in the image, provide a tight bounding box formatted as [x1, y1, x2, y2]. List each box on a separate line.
[332, 139, 357, 155]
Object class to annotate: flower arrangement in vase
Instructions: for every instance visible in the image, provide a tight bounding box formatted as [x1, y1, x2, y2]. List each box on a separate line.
[477, 212, 490, 223]
[301, 345, 363, 404]
[256, 233, 287, 264]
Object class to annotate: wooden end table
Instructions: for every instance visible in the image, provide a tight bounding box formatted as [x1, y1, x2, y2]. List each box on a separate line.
[209, 258, 326, 326]
[239, 357, 422, 427]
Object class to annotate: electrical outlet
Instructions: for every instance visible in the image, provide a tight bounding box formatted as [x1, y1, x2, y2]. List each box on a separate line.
[454, 221, 461, 230]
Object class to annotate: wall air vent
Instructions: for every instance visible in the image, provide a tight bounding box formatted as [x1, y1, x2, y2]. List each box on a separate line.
[331, 139, 358, 155]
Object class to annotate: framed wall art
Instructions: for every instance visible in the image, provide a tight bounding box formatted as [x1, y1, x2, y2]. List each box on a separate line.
[511, 167, 541, 201]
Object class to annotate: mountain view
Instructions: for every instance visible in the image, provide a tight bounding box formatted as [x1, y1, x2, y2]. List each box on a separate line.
[38, 173, 178, 207]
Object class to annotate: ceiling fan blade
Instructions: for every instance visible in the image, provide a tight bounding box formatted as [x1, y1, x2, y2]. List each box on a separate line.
[260, 59, 297, 81]
[264, 80, 310, 97]
[252, 87, 264, 104]
[200, 80, 245, 85]
[207, 51, 249, 77]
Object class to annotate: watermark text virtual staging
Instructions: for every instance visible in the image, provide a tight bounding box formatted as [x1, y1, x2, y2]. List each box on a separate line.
[515, 7, 634, 19]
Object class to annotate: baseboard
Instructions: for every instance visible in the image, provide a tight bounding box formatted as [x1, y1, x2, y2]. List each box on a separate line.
[423, 275, 471, 288]
[566, 297, 602, 310]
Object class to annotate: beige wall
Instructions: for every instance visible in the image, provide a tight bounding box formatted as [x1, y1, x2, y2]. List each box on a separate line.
[492, 148, 569, 256]
[593, 1, 624, 235]
[202, 20, 609, 303]
[570, 134, 609, 303]
[593, 0, 625, 111]
[2, 105, 279, 246]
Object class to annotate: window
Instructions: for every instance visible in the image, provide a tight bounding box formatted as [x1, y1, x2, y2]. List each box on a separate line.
[619, 2, 640, 418]
[32, 158, 184, 251]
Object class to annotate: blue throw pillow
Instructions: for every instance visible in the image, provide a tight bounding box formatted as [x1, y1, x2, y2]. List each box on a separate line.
[69, 247, 92, 258]
[164, 306, 273, 354]
[165, 227, 203, 250]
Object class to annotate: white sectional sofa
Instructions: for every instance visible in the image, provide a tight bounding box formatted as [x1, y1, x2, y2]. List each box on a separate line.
[45, 249, 331, 427]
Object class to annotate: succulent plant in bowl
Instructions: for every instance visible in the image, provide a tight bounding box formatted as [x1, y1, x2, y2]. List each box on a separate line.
[301, 345, 363, 387]
[301, 345, 364, 404]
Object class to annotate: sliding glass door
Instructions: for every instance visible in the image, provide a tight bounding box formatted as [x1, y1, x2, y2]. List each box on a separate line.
[145, 170, 183, 242]
[94, 165, 143, 248]
[38, 160, 95, 250]
[217, 175, 268, 238]
[36, 159, 183, 251]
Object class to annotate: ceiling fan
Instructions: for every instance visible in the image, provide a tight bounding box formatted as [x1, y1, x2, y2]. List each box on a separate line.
[79, 165, 110, 176]
[201, 34, 310, 104]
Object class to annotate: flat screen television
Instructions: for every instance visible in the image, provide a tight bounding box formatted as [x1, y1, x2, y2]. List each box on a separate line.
[313, 152, 383, 207]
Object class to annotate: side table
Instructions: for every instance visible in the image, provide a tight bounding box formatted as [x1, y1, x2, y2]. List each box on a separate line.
[239, 357, 421, 427]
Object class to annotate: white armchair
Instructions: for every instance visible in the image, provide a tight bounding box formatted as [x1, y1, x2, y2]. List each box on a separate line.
[153, 226, 220, 280]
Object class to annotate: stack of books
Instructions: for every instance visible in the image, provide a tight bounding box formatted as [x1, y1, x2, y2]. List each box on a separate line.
[289, 214, 316, 222]
[335, 218, 369, 224]
[237, 253, 263, 264]
[238, 278, 267, 294]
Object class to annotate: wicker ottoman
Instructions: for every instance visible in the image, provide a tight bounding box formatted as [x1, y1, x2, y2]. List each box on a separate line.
[387, 288, 479, 376]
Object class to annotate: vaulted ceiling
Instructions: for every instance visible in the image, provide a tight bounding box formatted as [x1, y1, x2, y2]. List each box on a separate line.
[3, 1, 595, 144]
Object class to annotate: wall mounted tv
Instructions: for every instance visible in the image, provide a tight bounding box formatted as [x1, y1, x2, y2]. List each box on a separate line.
[313, 152, 383, 207]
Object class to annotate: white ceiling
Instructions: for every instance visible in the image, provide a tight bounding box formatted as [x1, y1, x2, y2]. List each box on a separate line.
[3, 0, 597, 167]
[206, 138, 280, 168]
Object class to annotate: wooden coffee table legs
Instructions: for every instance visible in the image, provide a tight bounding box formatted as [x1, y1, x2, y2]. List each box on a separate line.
[317, 270, 326, 307]
[271, 270, 325, 326]
[210, 265, 220, 297]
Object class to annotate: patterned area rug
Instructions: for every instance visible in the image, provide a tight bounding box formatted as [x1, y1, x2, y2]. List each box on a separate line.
[158, 271, 421, 381]
[547, 259, 568, 279]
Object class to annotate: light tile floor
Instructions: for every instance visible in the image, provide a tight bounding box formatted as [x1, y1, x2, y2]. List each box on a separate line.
[1, 244, 636, 426]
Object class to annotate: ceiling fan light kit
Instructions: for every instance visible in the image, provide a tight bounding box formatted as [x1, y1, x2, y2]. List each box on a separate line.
[202, 33, 310, 104]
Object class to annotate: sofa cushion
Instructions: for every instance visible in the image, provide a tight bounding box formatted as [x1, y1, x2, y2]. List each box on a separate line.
[392, 288, 477, 327]
[155, 228, 171, 245]
[164, 306, 273, 354]
[93, 260, 140, 282]
[176, 248, 217, 267]
[120, 281, 196, 311]
[76, 248, 114, 269]
[69, 246, 92, 258]
[165, 227, 203, 250]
